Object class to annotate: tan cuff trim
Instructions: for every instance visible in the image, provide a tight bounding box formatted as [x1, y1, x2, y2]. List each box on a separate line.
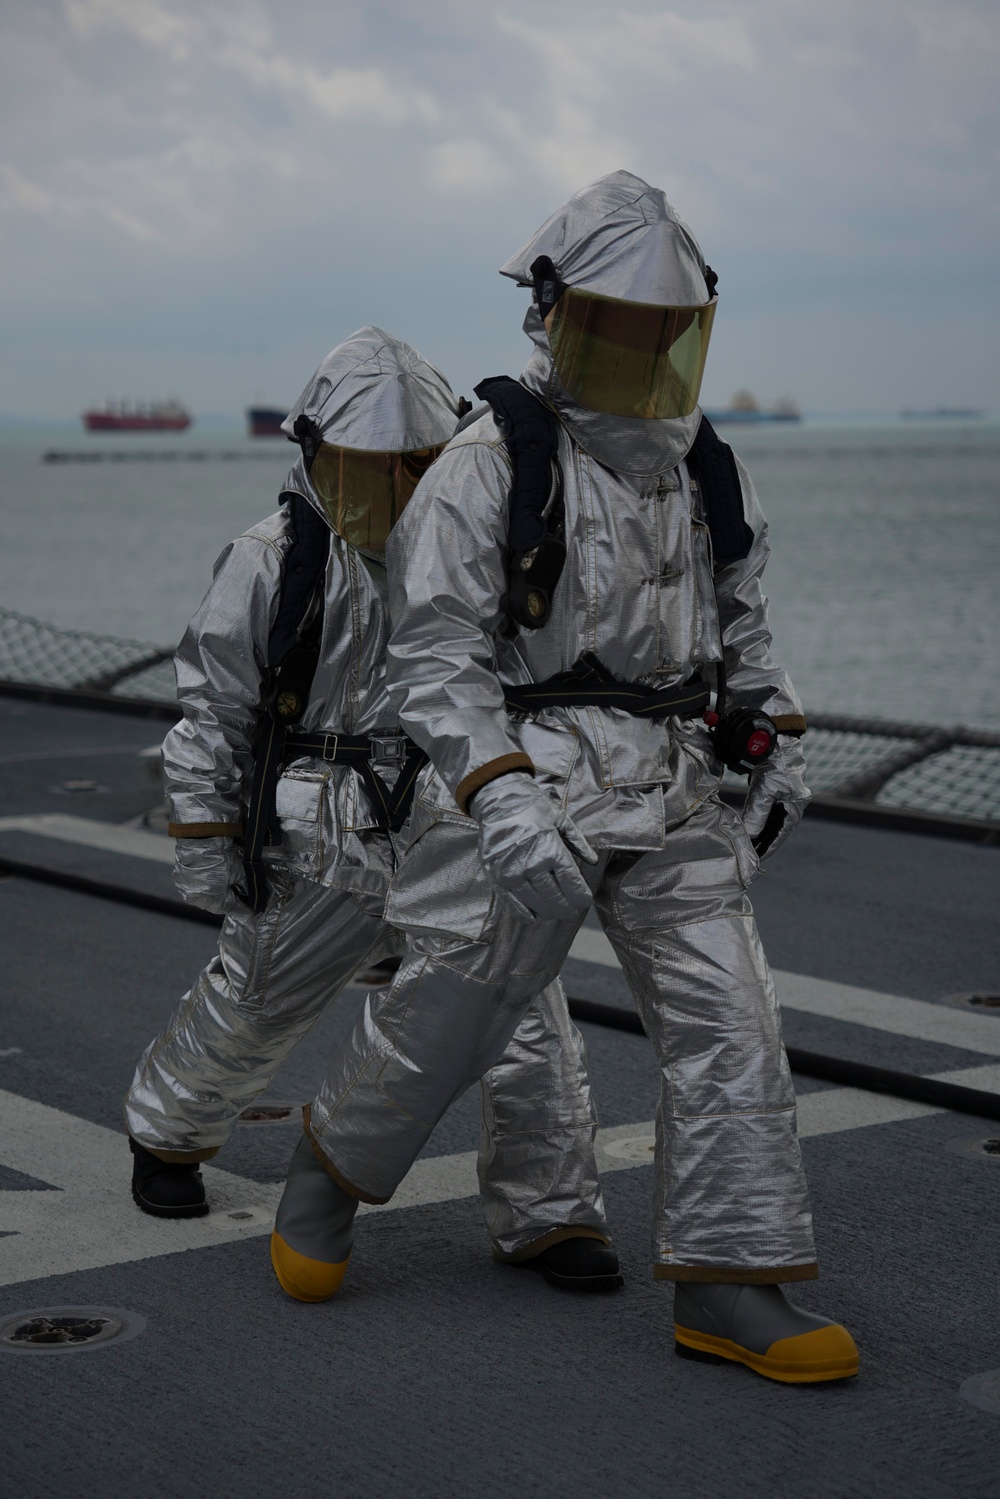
[168, 821, 243, 838]
[302, 1105, 391, 1206]
[134, 1140, 220, 1164]
[772, 715, 807, 735]
[455, 753, 535, 814]
[653, 1261, 819, 1284]
[494, 1225, 610, 1264]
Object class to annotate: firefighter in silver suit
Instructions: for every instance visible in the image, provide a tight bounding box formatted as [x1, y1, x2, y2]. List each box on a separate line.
[285, 178, 859, 1381]
[124, 328, 618, 1301]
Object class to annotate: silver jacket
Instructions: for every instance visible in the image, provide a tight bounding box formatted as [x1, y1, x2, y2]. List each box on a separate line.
[385, 401, 804, 850]
[164, 328, 462, 900]
[386, 173, 804, 845]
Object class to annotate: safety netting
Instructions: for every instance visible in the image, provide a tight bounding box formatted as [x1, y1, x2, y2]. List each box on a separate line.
[2, 606, 999, 826]
[0, 606, 174, 700]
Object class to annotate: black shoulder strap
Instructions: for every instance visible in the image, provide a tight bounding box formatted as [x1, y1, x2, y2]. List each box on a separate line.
[686, 416, 754, 568]
[472, 376, 565, 628]
[268, 491, 331, 666]
[243, 491, 331, 913]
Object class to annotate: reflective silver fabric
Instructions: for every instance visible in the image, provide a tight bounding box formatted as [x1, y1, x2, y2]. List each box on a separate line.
[133, 330, 607, 1255]
[126, 869, 393, 1155]
[124, 868, 604, 1256]
[499, 169, 710, 305]
[385, 410, 802, 841]
[173, 835, 247, 914]
[502, 171, 713, 473]
[319, 184, 816, 1277]
[309, 803, 815, 1277]
[470, 770, 596, 920]
[281, 326, 459, 451]
[164, 328, 463, 894]
[742, 736, 811, 859]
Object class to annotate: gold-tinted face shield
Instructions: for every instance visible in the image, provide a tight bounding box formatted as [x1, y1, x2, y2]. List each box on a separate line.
[543, 286, 717, 420]
[309, 442, 445, 550]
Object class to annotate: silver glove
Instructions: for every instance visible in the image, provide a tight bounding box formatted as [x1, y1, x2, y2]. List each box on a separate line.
[741, 736, 811, 860]
[469, 772, 597, 922]
[173, 836, 247, 915]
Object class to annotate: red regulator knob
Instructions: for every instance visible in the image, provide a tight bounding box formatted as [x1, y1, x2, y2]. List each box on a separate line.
[746, 729, 772, 758]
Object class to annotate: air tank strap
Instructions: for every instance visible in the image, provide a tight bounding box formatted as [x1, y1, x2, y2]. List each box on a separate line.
[687, 415, 754, 567]
[503, 653, 711, 721]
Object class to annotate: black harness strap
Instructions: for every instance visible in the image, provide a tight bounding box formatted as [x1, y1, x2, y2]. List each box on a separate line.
[687, 415, 754, 568]
[503, 653, 711, 721]
[282, 731, 428, 834]
[473, 376, 565, 630]
[242, 491, 331, 913]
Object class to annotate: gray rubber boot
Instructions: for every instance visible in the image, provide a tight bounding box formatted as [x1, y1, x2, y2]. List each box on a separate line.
[674, 1283, 859, 1383]
[270, 1135, 359, 1302]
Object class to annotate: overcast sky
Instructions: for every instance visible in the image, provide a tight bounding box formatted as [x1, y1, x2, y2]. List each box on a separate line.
[1, 0, 997, 419]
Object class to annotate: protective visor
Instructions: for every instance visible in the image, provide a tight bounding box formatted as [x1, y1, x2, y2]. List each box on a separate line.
[544, 287, 717, 420]
[309, 442, 445, 550]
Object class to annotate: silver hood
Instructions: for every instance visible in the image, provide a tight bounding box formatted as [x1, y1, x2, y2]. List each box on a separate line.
[281, 326, 460, 452]
[500, 171, 711, 474]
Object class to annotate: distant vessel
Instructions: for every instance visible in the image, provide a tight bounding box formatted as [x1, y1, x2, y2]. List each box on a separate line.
[83, 400, 191, 433]
[900, 407, 984, 420]
[703, 390, 801, 425]
[247, 406, 288, 438]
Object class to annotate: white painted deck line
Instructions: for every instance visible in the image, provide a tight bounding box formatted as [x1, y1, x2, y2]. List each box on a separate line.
[0, 1069, 987, 1290]
[0, 745, 159, 767]
[567, 927, 1000, 1059]
[0, 818, 996, 1056]
[0, 813, 175, 864]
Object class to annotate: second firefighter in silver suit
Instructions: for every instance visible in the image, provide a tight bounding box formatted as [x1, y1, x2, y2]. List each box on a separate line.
[124, 329, 612, 1286]
[293, 175, 859, 1381]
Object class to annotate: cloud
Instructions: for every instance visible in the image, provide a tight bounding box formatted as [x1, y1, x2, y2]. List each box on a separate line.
[0, 0, 997, 414]
[426, 138, 510, 192]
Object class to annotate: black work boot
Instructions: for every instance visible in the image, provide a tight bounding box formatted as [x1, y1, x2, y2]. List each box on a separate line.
[512, 1237, 624, 1292]
[130, 1137, 209, 1219]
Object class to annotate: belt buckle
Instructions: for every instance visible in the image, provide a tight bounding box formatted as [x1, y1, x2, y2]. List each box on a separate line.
[370, 733, 405, 765]
[319, 733, 339, 762]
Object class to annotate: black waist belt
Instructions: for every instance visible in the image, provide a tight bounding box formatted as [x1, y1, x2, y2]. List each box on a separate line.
[503, 653, 711, 721]
[242, 724, 427, 913]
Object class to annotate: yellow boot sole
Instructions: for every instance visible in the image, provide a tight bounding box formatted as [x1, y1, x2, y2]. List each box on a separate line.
[675, 1322, 859, 1384]
[270, 1231, 350, 1303]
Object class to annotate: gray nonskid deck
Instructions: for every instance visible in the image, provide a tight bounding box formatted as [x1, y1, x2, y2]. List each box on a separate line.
[1, 700, 998, 1497]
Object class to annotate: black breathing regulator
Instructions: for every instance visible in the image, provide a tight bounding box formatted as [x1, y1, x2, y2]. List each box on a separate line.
[705, 659, 778, 774]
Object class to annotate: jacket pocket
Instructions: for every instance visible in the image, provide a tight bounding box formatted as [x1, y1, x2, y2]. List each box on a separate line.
[266, 769, 327, 877]
[384, 820, 497, 942]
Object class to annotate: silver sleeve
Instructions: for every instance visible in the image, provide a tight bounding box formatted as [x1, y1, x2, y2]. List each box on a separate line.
[384, 440, 528, 803]
[162, 530, 285, 828]
[712, 457, 805, 724]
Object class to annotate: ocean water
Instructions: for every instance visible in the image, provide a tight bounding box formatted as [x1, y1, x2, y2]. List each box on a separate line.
[1, 420, 998, 729]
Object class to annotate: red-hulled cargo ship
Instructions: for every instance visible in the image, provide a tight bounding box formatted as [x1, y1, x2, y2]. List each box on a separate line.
[247, 406, 288, 437]
[83, 401, 191, 432]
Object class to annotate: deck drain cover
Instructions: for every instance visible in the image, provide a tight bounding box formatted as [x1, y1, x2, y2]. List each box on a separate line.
[0, 1306, 146, 1355]
[943, 992, 1000, 1016]
[945, 1137, 1000, 1165]
[960, 1369, 1000, 1415]
[238, 1102, 304, 1126]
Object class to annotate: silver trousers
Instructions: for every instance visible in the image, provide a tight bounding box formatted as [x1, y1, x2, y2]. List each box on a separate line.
[308, 799, 818, 1282]
[124, 870, 608, 1258]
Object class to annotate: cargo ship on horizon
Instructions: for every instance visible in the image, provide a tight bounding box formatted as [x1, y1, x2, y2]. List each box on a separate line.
[247, 405, 289, 437]
[83, 400, 191, 433]
[702, 390, 801, 425]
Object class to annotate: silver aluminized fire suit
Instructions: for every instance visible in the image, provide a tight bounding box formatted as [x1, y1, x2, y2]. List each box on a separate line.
[124, 328, 609, 1260]
[302, 177, 818, 1283]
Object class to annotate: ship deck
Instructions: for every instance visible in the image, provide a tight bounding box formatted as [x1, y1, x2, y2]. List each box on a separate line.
[1, 693, 998, 1499]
